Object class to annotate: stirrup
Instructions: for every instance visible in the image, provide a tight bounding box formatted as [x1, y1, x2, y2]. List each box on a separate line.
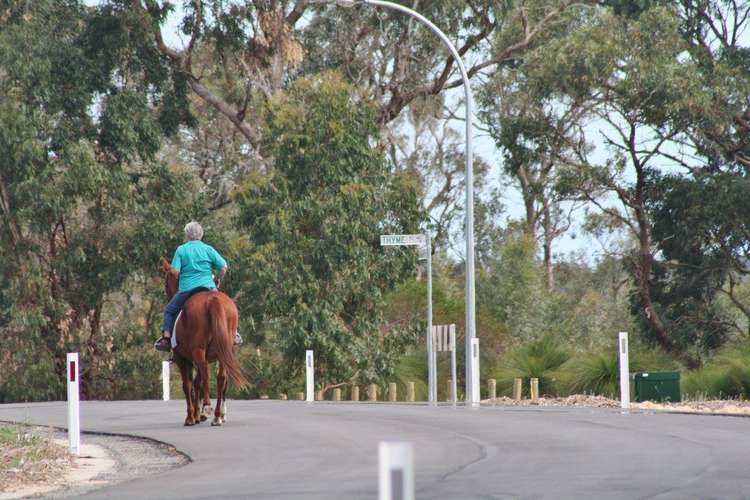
[154, 337, 171, 352]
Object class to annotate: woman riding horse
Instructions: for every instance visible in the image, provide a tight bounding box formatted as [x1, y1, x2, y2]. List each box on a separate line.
[154, 221, 228, 352]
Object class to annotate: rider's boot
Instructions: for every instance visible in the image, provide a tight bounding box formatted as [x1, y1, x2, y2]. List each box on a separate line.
[154, 335, 171, 352]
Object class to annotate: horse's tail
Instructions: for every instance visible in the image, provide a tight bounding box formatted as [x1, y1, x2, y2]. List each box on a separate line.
[209, 297, 249, 390]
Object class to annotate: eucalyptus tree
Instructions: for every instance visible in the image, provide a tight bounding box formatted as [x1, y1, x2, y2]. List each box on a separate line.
[537, 3, 750, 365]
[0, 0, 200, 401]
[233, 74, 423, 391]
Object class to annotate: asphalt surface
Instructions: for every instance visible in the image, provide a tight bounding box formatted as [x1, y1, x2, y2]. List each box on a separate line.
[1, 400, 749, 499]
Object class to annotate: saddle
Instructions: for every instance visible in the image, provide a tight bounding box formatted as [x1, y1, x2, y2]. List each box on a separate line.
[171, 288, 242, 349]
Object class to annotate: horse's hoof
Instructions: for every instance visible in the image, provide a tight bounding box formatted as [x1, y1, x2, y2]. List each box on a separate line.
[184, 419, 195, 426]
[211, 416, 223, 426]
[200, 405, 213, 421]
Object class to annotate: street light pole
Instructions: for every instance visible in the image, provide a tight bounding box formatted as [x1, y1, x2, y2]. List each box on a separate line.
[324, 0, 478, 406]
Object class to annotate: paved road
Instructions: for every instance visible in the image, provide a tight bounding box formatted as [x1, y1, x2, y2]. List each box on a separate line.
[1, 400, 749, 499]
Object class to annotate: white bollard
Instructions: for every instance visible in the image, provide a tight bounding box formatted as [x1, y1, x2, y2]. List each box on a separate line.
[378, 441, 414, 500]
[306, 350, 314, 403]
[619, 331, 630, 412]
[162, 361, 170, 401]
[470, 338, 480, 407]
[66, 352, 80, 456]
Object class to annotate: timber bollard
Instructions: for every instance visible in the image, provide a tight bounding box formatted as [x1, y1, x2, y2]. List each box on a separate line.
[488, 379, 496, 400]
[368, 384, 378, 402]
[351, 385, 360, 401]
[297, 392, 304, 401]
[530, 378, 539, 400]
[315, 390, 324, 401]
[407, 382, 415, 402]
[280, 393, 288, 400]
[446, 379, 453, 402]
[389, 383, 397, 402]
[513, 378, 522, 401]
[333, 388, 341, 401]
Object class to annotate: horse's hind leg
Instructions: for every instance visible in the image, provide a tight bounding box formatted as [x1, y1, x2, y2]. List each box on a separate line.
[194, 348, 213, 422]
[212, 364, 228, 426]
[192, 370, 202, 424]
[177, 360, 197, 426]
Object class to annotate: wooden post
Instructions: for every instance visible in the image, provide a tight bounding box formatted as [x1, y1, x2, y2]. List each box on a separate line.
[530, 378, 539, 400]
[513, 378, 522, 401]
[407, 382, 415, 402]
[388, 383, 397, 402]
[488, 379, 496, 400]
[351, 385, 360, 401]
[297, 391, 304, 401]
[333, 388, 341, 401]
[368, 384, 378, 402]
[315, 390, 324, 401]
[280, 393, 288, 400]
[446, 379, 453, 402]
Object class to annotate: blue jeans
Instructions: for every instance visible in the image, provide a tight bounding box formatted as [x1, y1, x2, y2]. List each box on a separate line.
[162, 288, 215, 334]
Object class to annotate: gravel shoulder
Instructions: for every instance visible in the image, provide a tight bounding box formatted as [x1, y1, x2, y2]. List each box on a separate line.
[0, 426, 189, 499]
[484, 394, 750, 415]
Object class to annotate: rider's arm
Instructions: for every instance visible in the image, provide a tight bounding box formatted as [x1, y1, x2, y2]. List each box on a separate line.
[170, 248, 182, 278]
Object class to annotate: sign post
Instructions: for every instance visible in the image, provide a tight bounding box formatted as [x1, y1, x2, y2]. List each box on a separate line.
[66, 352, 80, 456]
[378, 441, 414, 500]
[381, 234, 435, 405]
[432, 324, 457, 406]
[306, 350, 314, 403]
[619, 332, 630, 412]
[162, 361, 170, 401]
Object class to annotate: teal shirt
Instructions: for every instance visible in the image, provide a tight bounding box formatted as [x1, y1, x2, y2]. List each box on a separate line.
[171, 240, 227, 293]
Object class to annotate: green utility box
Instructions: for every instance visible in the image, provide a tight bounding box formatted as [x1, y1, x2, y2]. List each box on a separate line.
[634, 371, 681, 402]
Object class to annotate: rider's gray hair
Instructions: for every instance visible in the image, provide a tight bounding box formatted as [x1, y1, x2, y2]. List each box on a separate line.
[184, 221, 204, 241]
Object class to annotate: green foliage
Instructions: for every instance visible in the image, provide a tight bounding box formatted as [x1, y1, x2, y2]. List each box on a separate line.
[478, 232, 546, 340]
[643, 172, 750, 358]
[682, 339, 750, 399]
[234, 73, 424, 390]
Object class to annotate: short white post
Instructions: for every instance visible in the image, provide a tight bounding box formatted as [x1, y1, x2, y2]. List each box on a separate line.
[162, 361, 170, 401]
[66, 352, 80, 456]
[378, 441, 414, 500]
[618, 331, 630, 412]
[306, 350, 314, 403]
[470, 338, 480, 406]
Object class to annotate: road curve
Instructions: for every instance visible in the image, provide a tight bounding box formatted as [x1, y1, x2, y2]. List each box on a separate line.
[1, 400, 749, 499]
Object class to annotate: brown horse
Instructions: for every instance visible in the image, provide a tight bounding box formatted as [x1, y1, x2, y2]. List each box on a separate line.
[161, 258, 248, 426]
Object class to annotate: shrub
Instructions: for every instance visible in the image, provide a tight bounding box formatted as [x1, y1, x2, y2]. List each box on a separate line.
[682, 339, 750, 400]
[491, 336, 570, 397]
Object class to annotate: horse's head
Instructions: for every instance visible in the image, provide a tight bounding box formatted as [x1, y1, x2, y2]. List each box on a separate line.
[161, 258, 179, 300]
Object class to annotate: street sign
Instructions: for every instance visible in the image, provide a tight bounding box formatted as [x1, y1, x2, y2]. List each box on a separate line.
[380, 234, 426, 246]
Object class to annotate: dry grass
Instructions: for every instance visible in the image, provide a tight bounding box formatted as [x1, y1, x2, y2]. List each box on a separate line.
[0, 424, 71, 493]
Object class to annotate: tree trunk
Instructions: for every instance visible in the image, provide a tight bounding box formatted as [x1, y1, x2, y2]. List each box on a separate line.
[541, 202, 555, 291]
[632, 181, 701, 369]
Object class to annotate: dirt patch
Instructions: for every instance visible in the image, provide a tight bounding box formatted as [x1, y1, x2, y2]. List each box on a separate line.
[635, 400, 750, 415]
[0, 425, 71, 497]
[0, 426, 188, 499]
[484, 395, 621, 408]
